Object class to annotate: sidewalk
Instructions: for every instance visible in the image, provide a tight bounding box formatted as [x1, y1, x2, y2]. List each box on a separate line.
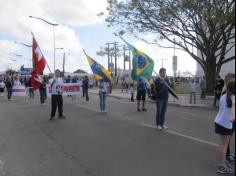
[89, 89, 215, 109]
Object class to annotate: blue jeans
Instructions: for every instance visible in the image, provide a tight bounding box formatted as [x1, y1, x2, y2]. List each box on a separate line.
[156, 99, 168, 126]
[40, 88, 47, 104]
[99, 92, 106, 111]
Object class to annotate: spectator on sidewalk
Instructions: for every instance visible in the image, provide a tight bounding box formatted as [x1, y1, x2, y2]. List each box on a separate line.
[98, 79, 108, 114]
[189, 79, 197, 104]
[130, 83, 135, 102]
[200, 76, 207, 99]
[136, 78, 147, 112]
[154, 68, 179, 131]
[214, 75, 224, 106]
[215, 78, 235, 174]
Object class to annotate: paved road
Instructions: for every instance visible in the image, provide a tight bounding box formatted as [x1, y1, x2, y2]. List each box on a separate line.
[0, 95, 235, 176]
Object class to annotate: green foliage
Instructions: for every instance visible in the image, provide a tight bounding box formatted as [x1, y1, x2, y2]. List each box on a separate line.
[106, 0, 235, 94]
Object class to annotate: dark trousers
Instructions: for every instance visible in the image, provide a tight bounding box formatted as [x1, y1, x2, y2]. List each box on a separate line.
[7, 88, 12, 100]
[201, 89, 206, 99]
[29, 88, 34, 99]
[131, 93, 134, 102]
[83, 88, 89, 101]
[51, 95, 63, 117]
[156, 99, 168, 126]
[40, 88, 47, 104]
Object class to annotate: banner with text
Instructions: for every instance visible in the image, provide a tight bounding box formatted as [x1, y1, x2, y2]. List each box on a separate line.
[47, 83, 81, 96]
[13, 85, 27, 97]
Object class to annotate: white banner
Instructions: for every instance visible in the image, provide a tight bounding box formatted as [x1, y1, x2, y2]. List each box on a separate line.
[12, 85, 27, 97]
[47, 83, 81, 96]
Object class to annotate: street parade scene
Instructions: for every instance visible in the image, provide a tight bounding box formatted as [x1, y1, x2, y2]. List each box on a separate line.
[0, 0, 235, 176]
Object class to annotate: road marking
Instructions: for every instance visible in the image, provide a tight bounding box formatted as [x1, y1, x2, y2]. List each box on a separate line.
[140, 123, 218, 147]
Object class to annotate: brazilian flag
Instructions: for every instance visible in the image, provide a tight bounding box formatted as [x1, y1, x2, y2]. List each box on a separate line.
[84, 50, 113, 82]
[124, 40, 154, 81]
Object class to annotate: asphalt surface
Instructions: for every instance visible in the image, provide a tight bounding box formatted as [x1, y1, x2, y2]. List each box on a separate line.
[0, 94, 235, 176]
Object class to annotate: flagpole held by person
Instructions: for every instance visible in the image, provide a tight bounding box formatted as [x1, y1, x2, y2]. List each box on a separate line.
[154, 68, 179, 131]
[83, 50, 113, 114]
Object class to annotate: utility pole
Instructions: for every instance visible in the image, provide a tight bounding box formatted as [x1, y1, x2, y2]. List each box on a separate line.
[63, 52, 65, 76]
[114, 42, 118, 77]
[123, 45, 126, 71]
[107, 43, 110, 72]
[162, 58, 168, 68]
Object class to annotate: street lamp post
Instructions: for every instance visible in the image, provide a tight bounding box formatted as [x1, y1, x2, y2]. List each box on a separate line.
[55, 48, 64, 71]
[14, 41, 32, 68]
[29, 16, 59, 72]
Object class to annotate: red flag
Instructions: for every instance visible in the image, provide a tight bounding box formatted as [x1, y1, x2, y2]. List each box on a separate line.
[32, 36, 46, 90]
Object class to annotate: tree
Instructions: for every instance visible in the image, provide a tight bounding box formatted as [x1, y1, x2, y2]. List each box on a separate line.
[106, 0, 235, 94]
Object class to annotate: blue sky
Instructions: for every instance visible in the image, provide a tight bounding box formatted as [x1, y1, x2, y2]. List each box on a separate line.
[0, 0, 197, 76]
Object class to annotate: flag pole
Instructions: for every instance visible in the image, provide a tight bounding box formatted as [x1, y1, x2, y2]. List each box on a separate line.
[153, 70, 179, 99]
[31, 32, 52, 74]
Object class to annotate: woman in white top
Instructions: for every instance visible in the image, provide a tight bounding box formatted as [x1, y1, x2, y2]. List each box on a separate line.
[214, 79, 235, 174]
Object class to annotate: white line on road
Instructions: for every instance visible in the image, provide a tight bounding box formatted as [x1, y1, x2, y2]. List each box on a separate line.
[140, 123, 218, 147]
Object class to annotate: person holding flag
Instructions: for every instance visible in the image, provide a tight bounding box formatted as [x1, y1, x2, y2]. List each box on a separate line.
[84, 50, 112, 113]
[121, 37, 154, 112]
[120, 36, 179, 128]
[155, 68, 179, 131]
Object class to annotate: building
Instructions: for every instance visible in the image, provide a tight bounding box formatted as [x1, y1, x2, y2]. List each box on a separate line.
[20, 65, 33, 76]
[196, 39, 235, 78]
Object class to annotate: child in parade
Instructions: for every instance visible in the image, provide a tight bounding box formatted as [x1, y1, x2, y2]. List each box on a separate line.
[215, 78, 235, 174]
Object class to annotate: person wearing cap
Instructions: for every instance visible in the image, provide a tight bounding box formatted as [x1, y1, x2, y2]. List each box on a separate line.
[49, 69, 66, 121]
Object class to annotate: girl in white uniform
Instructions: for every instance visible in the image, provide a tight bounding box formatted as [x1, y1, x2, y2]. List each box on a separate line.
[215, 79, 235, 174]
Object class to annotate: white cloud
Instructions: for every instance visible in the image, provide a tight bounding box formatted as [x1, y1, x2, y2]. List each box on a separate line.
[44, 0, 108, 26]
[133, 40, 197, 76]
[0, 0, 108, 72]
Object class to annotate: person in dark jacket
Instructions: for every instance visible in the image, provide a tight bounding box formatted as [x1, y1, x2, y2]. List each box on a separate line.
[214, 75, 224, 106]
[154, 68, 179, 131]
[5, 76, 13, 100]
[39, 77, 47, 105]
[82, 76, 89, 101]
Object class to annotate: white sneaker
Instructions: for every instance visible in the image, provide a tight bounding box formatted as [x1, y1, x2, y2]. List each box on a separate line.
[163, 125, 168, 130]
[157, 125, 163, 131]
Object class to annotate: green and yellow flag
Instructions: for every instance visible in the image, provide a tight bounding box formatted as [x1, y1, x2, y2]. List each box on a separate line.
[122, 38, 154, 81]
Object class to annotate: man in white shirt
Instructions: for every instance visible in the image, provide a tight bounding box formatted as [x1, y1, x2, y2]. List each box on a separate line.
[49, 69, 66, 121]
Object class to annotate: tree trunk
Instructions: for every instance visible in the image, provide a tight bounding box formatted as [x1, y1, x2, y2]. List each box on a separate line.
[204, 56, 217, 95]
